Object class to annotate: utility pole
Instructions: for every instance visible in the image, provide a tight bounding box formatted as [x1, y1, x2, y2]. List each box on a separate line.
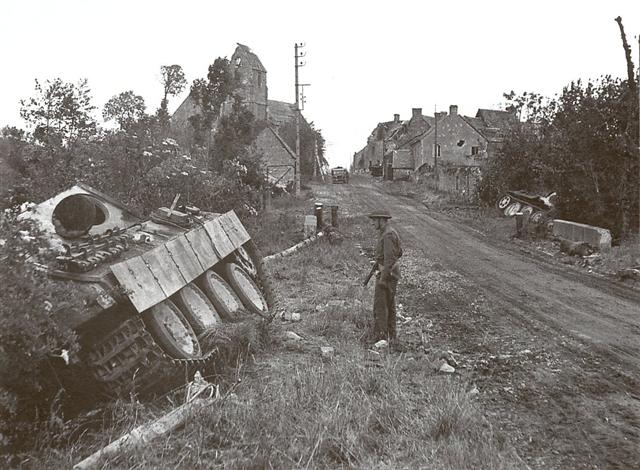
[294, 42, 306, 194]
[300, 84, 311, 110]
[434, 104, 439, 190]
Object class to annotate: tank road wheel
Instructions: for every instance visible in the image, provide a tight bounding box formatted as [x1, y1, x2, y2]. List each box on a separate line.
[242, 240, 277, 312]
[221, 263, 269, 316]
[142, 300, 201, 359]
[198, 269, 245, 321]
[504, 202, 521, 217]
[530, 211, 546, 224]
[521, 205, 534, 217]
[497, 194, 511, 210]
[234, 245, 258, 278]
[172, 283, 222, 336]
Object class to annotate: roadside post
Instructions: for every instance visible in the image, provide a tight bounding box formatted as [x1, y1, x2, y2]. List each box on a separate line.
[314, 203, 324, 230]
[330, 205, 338, 227]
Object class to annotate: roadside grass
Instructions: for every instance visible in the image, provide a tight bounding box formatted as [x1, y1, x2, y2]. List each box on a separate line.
[598, 234, 640, 273]
[246, 190, 314, 256]
[10, 190, 524, 469]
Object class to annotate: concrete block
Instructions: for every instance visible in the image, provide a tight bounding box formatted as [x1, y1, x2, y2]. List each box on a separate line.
[304, 215, 317, 238]
[553, 219, 611, 252]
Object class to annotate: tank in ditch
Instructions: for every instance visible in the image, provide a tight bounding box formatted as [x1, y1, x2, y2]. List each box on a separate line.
[21, 183, 274, 397]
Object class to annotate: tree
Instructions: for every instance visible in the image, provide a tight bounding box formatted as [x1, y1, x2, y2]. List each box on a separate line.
[480, 76, 638, 238]
[103, 90, 147, 130]
[158, 65, 187, 126]
[277, 119, 327, 177]
[189, 58, 238, 146]
[19, 78, 97, 149]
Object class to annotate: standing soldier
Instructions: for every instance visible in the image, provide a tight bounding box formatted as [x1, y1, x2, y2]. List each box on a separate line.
[368, 208, 403, 343]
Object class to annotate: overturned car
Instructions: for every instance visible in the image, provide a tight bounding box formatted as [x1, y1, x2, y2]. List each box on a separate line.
[20, 184, 274, 396]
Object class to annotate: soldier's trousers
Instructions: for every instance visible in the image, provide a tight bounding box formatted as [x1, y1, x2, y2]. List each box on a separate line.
[373, 277, 398, 341]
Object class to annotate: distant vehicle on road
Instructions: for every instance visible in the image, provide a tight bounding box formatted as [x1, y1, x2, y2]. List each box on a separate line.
[331, 166, 349, 184]
[369, 163, 383, 177]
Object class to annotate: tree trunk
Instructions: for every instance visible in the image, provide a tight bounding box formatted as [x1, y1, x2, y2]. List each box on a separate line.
[614, 16, 637, 95]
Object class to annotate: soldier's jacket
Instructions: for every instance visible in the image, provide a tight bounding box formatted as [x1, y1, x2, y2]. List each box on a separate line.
[375, 225, 403, 284]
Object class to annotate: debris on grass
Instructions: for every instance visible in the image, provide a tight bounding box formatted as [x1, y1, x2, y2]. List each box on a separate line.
[439, 363, 456, 374]
[320, 346, 335, 359]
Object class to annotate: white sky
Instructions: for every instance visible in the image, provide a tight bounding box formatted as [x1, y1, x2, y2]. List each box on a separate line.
[1, 0, 639, 167]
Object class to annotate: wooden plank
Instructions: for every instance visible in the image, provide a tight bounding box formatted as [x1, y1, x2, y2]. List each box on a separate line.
[204, 218, 235, 259]
[110, 257, 166, 312]
[184, 227, 220, 270]
[219, 211, 251, 248]
[164, 236, 205, 283]
[141, 246, 187, 298]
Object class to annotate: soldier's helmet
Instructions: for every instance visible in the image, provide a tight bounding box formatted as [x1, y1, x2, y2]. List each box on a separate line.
[367, 208, 392, 219]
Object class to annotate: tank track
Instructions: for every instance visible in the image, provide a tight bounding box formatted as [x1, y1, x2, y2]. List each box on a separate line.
[84, 315, 216, 397]
[84, 242, 279, 397]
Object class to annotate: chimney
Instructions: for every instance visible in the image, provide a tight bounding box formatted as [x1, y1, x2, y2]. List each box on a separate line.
[412, 108, 422, 119]
[449, 105, 458, 116]
[393, 113, 400, 123]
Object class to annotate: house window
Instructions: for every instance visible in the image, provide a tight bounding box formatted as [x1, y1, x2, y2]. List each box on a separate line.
[257, 72, 263, 87]
[434, 144, 441, 157]
[471, 146, 480, 155]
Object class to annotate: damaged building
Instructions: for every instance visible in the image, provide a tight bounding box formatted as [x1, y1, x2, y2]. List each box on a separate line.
[353, 105, 516, 200]
[171, 44, 313, 188]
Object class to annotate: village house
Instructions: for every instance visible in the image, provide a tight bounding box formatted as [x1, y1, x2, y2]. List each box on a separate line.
[171, 44, 312, 187]
[351, 114, 405, 172]
[407, 105, 515, 199]
[355, 104, 515, 199]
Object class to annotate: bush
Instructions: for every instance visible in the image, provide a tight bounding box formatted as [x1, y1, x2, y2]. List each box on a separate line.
[0, 210, 82, 445]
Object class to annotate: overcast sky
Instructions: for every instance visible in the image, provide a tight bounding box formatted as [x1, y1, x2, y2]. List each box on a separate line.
[1, 0, 638, 167]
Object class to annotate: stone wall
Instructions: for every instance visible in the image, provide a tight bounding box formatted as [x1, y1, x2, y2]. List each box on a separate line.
[255, 128, 295, 186]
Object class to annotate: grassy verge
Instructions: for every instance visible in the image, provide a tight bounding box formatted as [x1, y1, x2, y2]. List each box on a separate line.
[245, 190, 315, 256]
[8, 192, 524, 469]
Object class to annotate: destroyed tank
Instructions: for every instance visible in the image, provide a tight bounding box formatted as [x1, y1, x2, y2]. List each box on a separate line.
[496, 190, 556, 224]
[22, 184, 274, 396]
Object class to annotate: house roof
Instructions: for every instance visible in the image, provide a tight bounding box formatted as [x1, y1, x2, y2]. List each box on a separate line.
[476, 109, 517, 129]
[462, 109, 517, 142]
[234, 44, 266, 73]
[267, 99, 296, 126]
[394, 114, 435, 148]
[267, 126, 296, 160]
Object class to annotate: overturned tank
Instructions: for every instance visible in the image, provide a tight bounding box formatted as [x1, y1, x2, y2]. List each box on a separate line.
[496, 190, 556, 224]
[22, 183, 273, 396]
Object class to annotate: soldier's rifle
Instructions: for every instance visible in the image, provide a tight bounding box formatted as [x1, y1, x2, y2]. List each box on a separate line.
[362, 262, 378, 287]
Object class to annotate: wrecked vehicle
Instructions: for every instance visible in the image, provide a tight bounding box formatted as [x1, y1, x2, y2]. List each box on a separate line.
[21, 184, 273, 396]
[496, 190, 556, 223]
[369, 164, 383, 177]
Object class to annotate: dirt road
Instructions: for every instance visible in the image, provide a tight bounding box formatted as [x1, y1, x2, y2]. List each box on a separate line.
[315, 177, 640, 469]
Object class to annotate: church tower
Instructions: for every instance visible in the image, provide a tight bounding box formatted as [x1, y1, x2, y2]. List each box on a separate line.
[230, 44, 268, 121]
